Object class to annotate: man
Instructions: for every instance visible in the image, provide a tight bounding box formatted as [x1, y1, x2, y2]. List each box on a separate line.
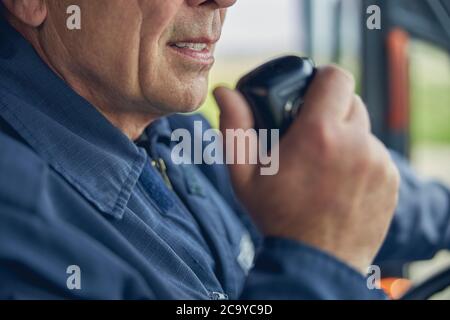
[0, 0, 449, 300]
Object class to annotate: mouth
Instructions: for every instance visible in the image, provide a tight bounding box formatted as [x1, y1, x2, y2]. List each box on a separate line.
[167, 37, 218, 67]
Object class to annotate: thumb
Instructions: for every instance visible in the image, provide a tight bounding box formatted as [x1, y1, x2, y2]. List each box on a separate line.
[214, 86, 254, 131]
[213, 86, 258, 192]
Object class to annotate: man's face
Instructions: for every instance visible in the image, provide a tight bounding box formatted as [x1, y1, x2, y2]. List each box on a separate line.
[44, 0, 235, 116]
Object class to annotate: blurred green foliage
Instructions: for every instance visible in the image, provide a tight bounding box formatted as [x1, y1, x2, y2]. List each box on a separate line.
[410, 41, 450, 144]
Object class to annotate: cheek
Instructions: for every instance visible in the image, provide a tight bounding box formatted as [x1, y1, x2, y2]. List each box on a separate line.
[136, 2, 210, 111]
[138, 0, 184, 39]
[138, 45, 210, 112]
[140, 51, 210, 112]
[49, 1, 144, 90]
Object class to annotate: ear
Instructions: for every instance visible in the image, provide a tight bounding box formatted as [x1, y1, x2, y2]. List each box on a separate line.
[2, 0, 47, 27]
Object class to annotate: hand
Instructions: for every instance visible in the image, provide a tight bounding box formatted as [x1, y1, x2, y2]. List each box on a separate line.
[214, 65, 400, 274]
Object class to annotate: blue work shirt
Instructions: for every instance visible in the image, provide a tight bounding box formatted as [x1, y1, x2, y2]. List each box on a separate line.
[0, 17, 449, 300]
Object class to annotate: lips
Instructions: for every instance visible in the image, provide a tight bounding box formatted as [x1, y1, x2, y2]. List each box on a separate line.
[172, 42, 208, 51]
[167, 37, 219, 66]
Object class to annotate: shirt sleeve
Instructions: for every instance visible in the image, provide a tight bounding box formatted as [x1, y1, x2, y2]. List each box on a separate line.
[375, 151, 450, 263]
[240, 237, 387, 300]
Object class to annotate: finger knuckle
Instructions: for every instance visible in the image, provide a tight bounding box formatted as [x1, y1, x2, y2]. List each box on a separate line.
[306, 120, 337, 158]
[353, 145, 373, 174]
[359, 139, 385, 177]
[386, 166, 401, 209]
[390, 164, 401, 190]
[321, 65, 356, 91]
[372, 151, 393, 184]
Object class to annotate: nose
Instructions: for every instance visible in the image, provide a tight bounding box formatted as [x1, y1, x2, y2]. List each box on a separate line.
[186, 0, 237, 9]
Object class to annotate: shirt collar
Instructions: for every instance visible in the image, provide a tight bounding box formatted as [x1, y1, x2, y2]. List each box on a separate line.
[0, 18, 158, 219]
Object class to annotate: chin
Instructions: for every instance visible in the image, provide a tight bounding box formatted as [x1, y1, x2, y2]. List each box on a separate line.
[161, 81, 209, 114]
[145, 89, 207, 115]
[173, 92, 207, 114]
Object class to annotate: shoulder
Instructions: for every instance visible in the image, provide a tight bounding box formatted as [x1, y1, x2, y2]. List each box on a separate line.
[0, 131, 47, 212]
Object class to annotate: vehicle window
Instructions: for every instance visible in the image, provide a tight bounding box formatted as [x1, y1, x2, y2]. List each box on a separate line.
[409, 41, 450, 184]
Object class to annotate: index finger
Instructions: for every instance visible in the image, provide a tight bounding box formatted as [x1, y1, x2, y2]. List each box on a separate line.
[299, 65, 356, 124]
